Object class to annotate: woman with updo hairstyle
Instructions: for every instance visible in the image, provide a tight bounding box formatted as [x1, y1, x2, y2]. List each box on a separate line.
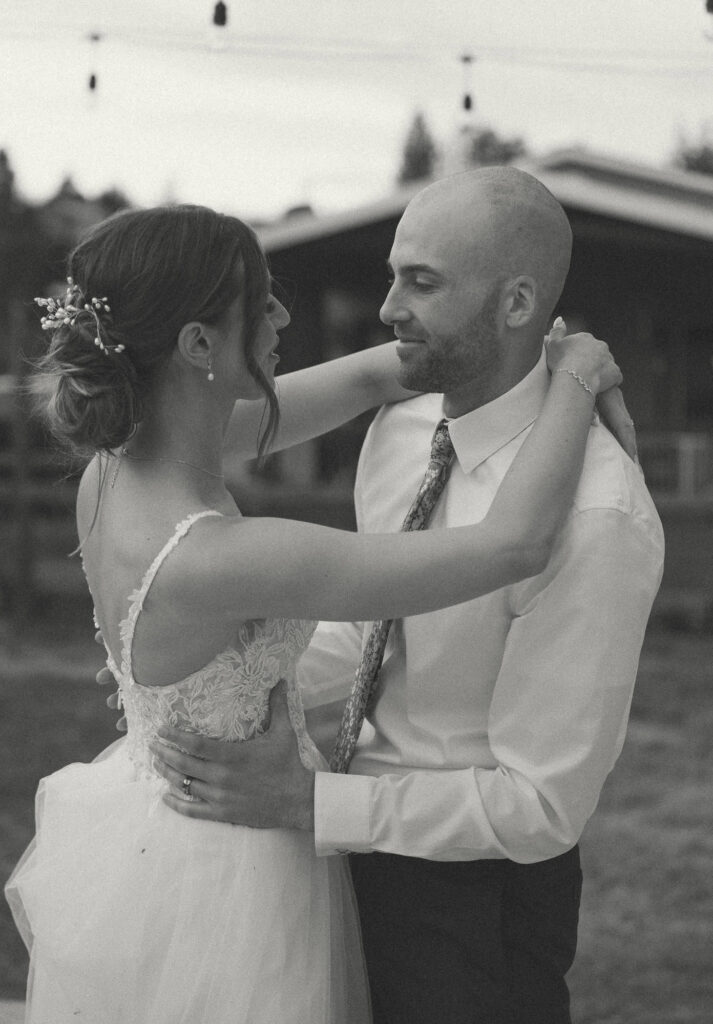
[39, 205, 279, 459]
[7, 203, 629, 1023]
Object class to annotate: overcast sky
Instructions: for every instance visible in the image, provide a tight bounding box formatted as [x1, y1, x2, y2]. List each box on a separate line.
[1, 0, 712, 219]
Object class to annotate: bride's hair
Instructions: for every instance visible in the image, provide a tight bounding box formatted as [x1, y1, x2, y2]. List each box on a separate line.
[35, 204, 279, 459]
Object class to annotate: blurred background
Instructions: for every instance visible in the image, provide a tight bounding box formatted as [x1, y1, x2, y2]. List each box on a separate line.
[1, 2, 712, 1021]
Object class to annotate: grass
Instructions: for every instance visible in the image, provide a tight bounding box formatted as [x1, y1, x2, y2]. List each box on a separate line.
[1, 614, 712, 1021]
[568, 630, 713, 1023]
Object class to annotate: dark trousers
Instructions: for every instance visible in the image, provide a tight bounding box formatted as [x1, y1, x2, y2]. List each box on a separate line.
[349, 847, 582, 1024]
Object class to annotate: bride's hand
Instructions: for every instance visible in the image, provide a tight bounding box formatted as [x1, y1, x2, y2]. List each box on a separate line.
[545, 318, 637, 462]
[545, 317, 622, 395]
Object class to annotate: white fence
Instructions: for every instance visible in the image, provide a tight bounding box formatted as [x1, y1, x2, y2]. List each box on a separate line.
[638, 433, 713, 500]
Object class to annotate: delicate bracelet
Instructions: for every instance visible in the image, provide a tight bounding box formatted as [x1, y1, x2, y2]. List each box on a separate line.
[554, 367, 594, 396]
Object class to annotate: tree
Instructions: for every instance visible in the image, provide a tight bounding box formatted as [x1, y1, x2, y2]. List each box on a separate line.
[0, 150, 55, 371]
[397, 111, 438, 185]
[674, 132, 713, 176]
[468, 127, 526, 167]
[98, 188, 132, 215]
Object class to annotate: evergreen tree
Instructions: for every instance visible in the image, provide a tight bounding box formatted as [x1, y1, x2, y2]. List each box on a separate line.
[674, 133, 713, 176]
[397, 111, 438, 185]
[98, 188, 132, 215]
[0, 151, 54, 371]
[468, 128, 526, 167]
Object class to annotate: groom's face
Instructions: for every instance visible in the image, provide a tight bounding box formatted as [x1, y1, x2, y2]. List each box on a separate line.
[380, 192, 503, 404]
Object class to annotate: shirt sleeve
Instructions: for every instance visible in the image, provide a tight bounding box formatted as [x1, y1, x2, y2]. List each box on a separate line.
[297, 618, 363, 709]
[314, 507, 664, 861]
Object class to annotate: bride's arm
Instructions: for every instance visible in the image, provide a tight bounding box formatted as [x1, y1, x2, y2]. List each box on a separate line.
[190, 335, 621, 625]
[223, 342, 415, 458]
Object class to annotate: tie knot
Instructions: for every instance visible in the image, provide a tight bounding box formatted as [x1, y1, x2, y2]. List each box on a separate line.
[430, 419, 455, 468]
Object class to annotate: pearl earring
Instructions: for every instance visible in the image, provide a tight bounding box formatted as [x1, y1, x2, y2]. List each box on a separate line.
[207, 356, 215, 383]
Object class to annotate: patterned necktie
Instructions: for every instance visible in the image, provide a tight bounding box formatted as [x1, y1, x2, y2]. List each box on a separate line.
[330, 419, 456, 774]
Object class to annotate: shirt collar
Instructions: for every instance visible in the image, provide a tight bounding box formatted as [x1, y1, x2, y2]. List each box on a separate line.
[447, 348, 549, 475]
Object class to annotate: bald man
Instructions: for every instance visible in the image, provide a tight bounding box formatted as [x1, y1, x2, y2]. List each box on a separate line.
[151, 168, 664, 1023]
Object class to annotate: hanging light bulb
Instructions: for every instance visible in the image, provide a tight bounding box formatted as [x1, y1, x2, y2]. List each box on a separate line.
[703, 0, 713, 41]
[209, 3, 228, 50]
[461, 53, 475, 114]
[87, 32, 101, 92]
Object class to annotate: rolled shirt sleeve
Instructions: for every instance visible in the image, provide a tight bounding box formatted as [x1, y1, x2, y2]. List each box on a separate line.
[314, 505, 664, 861]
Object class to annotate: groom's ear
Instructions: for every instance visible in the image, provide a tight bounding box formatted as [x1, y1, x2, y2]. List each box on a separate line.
[502, 276, 536, 329]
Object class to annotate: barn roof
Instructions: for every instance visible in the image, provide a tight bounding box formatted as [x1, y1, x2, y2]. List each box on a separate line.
[256, 148, 713, 252]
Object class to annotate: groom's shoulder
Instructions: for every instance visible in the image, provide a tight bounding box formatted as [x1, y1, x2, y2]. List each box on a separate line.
[575, 421, 661, 533]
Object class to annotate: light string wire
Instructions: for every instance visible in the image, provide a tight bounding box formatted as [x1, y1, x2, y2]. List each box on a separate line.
[1, 21, 713, 76]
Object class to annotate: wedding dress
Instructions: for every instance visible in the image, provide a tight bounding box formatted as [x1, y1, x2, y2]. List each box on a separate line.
[6, 511, 371, 1024]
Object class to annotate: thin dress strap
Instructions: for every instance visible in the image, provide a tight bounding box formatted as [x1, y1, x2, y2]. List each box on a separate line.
[118, 511, 223, 683]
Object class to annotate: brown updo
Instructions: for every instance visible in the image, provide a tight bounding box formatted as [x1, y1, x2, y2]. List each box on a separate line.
[35, 204, 277, 459]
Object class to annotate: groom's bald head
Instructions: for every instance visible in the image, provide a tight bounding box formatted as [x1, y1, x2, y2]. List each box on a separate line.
[403, 166, 573, 331]
[382, 166, 574, 412]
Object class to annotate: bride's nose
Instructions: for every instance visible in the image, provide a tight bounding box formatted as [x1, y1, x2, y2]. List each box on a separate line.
[271, 298, 290, 330]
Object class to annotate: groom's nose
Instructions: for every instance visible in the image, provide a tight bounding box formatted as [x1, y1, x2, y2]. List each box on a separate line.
[379, 284, 408, 326]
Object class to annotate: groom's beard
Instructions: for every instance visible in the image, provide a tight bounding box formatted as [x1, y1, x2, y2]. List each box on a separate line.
[396, 288, 502, 397]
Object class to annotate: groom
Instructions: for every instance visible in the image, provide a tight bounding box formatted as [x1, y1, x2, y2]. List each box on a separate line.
[147, 167, 664, 1023]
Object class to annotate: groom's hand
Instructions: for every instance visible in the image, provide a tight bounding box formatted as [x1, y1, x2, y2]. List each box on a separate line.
[148, 679, 315, 831]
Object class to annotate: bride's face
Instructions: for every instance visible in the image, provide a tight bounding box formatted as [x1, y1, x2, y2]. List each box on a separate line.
[254, 293, 291, 382]
[219, 290, 290, 398]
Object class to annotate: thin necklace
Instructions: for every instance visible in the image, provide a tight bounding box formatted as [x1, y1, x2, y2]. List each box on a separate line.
[111, 447, 225, 488]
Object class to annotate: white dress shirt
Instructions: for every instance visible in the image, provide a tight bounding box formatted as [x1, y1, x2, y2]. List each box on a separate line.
[300, 353, 665, 863]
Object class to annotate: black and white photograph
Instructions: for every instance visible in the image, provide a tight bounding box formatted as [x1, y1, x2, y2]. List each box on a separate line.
[1, 2, 712, 1022]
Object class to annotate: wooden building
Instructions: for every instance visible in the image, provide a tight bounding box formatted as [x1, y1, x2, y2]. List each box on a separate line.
[251, 149, 713, 504]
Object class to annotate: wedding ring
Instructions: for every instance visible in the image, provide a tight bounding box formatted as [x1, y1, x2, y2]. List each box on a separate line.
[181, 776, 193, 797]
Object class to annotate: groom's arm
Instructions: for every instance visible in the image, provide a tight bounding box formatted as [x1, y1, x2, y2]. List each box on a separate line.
[313, 503, 664, 861]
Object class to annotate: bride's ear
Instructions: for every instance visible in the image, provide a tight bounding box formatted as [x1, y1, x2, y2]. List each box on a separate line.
[176, 321, 213, 376]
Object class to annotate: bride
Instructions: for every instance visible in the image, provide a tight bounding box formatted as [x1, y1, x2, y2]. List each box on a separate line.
[6, 204, 626, 1023]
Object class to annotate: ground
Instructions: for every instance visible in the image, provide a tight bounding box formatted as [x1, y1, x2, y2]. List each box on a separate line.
[1, 605, 711, 1022]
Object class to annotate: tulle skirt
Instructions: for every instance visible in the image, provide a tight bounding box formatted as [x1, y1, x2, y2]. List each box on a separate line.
[5, 740, 371, 1024]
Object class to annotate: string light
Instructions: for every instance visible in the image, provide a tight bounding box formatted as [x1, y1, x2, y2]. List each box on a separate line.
[88, 31, 101, 92]
[209, 2, 228, 51]
[0, 19, 710, 78]
[461, 52, 474, 113]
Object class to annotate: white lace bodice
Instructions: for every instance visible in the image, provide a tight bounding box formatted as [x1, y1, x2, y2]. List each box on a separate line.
[101, 512, 322, 775]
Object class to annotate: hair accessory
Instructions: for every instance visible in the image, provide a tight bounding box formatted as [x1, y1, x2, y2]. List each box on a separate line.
[34, 278, 125, 357]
